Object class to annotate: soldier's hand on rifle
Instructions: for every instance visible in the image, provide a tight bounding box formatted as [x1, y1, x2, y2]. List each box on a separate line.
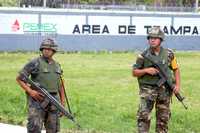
[29, 90, 44, 101]
[145, 67, 159, 76]
[58, 102, 65, 117]
[173, 85, 180, 94]
[61, 101, 65, 107]
[58, 104, 65, 117]
[59, 112, 64, 117]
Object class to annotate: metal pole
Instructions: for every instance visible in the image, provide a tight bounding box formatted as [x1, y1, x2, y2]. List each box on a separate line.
[112, 0, 115, 5]
[66, 0, 70, 8]
[43, 0, 46, 8]
[18, 0, 20, 7]
[195, 0, 199, 12]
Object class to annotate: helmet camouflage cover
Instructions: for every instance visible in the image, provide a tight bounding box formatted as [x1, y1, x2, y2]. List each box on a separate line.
[147, 27, 165, 41]
[39, 38, 58, 52]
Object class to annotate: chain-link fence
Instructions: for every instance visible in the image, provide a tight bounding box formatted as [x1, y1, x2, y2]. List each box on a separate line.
[18, 0, 199, 12]
[62, 4, 197, 12]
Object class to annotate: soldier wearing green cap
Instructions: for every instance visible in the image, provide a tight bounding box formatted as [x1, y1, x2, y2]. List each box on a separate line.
[16, 38, 65, 133]
[132, 27, 181, 133]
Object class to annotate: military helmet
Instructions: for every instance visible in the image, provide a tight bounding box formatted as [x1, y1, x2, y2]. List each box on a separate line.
[39, 38, 58, 52]
[147, 27, 165, 41]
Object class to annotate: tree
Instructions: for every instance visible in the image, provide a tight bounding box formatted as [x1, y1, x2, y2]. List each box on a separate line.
[0, 0, 19, 6]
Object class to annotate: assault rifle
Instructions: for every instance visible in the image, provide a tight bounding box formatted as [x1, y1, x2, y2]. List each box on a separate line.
[142, 53, 188, 110]
[22, 73, 81, 128]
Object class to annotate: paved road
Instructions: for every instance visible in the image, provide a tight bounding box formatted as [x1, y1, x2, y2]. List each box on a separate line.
[0, 123, 45, 133]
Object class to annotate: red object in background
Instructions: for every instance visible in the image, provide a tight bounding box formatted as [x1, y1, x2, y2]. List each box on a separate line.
[12, 19, 20, 32]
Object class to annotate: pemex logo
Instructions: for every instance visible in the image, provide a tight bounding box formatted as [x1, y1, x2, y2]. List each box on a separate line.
[12, 19, 20, 32]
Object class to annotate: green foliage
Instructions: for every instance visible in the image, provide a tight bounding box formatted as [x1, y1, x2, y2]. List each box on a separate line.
[79, 0, 97, 4]
[0, 52, 200, 133]
[144, 0, 154, 5]
[0, 0, 197, 7]
[0, 0, 19, 6]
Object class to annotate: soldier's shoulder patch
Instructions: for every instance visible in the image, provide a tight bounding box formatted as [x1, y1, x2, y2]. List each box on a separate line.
[55, 61, 63, 74]
[167, 48, 174, 53]
[167, 48, 174, 60]
[26, 57, 40, 69]
[30, 57, 40, 64]
[137, 54, 144, 59]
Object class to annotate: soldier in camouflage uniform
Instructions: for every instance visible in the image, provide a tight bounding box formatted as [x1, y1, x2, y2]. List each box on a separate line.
[16, 38, 65, 133]
[132, 27, 181, 133]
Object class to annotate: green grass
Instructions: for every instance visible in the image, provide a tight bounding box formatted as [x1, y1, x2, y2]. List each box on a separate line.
[0, 52, 200, 133]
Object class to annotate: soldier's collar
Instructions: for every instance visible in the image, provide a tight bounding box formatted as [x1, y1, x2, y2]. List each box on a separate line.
[41, 56, 54, 64]
[149, 46, 163, 56]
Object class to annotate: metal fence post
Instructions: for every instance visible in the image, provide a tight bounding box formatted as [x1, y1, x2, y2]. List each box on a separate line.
[195, 0, 199, 12]
[43, 0, 46, 8]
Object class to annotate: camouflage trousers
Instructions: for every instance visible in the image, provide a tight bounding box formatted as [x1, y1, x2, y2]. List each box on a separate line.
[27, 94, 60, 133]
[137, 85, 172, 133]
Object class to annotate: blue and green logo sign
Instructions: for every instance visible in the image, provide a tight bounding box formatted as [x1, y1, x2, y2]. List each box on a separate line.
[23, 23, 57, 32]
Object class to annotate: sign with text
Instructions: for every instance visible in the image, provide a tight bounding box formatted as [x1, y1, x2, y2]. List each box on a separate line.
[0, 13, 200, 36]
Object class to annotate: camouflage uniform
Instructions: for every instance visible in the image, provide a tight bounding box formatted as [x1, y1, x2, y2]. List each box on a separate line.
[133, 27, 179, 133]
[18, 38, 63, 133]
[27, 93, 60, 133]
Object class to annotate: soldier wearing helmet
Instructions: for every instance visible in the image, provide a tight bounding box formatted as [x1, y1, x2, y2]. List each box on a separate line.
[132, 27, 181, 133]
[40, 38, 58, 52]
[16, 38, 65, 133]
[147, 26, 165, 41]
